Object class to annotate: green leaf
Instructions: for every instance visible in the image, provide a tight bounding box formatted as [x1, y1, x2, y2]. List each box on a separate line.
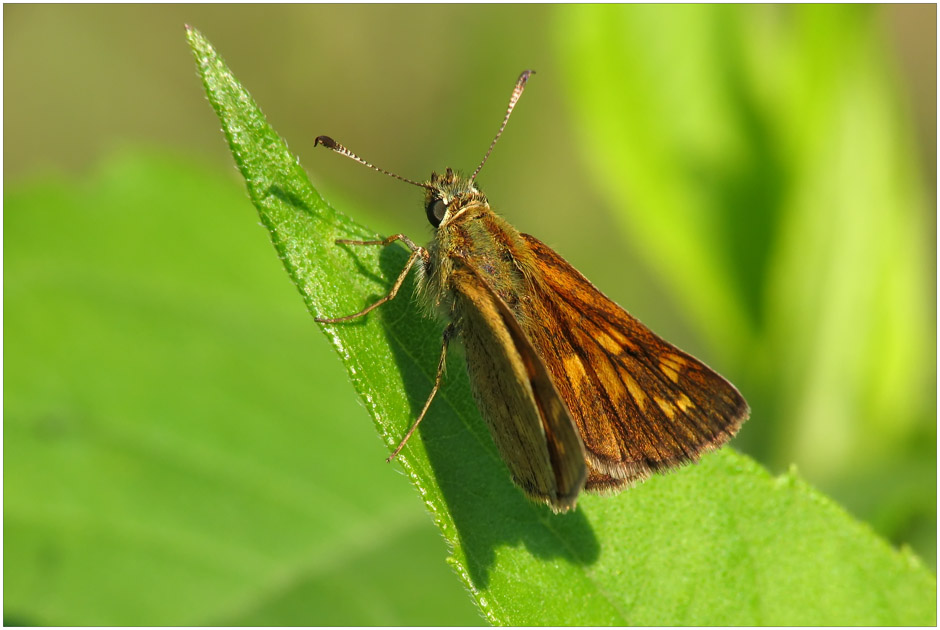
[186, 25, 935, 625]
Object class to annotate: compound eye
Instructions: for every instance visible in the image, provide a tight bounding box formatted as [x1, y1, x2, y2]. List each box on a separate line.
[426, 198, 447, 227]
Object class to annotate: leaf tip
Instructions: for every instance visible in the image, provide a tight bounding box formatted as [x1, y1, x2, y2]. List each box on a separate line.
[184, 24, 208, 52]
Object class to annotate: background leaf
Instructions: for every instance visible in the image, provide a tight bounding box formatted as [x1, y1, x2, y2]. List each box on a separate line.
[557, 3, 936, 558]
[3, 151, 483, 626]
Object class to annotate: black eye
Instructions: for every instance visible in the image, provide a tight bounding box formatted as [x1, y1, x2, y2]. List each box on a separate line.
[425, 198, 447, 227]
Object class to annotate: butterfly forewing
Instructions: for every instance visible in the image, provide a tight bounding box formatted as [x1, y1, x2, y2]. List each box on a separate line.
[518, 234, 750, 488]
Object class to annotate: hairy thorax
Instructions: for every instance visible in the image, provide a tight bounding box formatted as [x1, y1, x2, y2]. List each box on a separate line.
[418, 199, 538, 329]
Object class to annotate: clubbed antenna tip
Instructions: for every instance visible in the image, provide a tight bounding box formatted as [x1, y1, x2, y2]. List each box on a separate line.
[314, 135, 428, 189]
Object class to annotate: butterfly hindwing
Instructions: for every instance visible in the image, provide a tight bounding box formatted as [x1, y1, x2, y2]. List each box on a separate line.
[451, 262, 588, 511]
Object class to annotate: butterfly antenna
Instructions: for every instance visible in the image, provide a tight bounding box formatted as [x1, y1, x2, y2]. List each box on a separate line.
[314, 135, 430, 189]
[471, 69, 534, 182]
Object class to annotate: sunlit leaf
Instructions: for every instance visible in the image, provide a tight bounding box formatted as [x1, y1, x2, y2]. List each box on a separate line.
[186, 25, 936, 625]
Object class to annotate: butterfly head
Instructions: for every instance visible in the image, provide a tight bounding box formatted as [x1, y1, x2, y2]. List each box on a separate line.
[424, 167, 487, 227]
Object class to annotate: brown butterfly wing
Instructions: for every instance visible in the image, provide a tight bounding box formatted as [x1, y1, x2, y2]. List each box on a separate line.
[450, 263, 588, 512]
[517, 234, 750, 489]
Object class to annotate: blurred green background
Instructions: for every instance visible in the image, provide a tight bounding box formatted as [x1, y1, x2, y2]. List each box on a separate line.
[5, 4, 935, 626]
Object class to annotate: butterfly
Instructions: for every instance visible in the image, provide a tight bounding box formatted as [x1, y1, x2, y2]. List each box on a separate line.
[315, 70, 749, 512]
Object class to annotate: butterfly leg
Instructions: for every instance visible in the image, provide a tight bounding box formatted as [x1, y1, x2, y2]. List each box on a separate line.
[315, 234, 429, 323]
[386, 322, 456, 462]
